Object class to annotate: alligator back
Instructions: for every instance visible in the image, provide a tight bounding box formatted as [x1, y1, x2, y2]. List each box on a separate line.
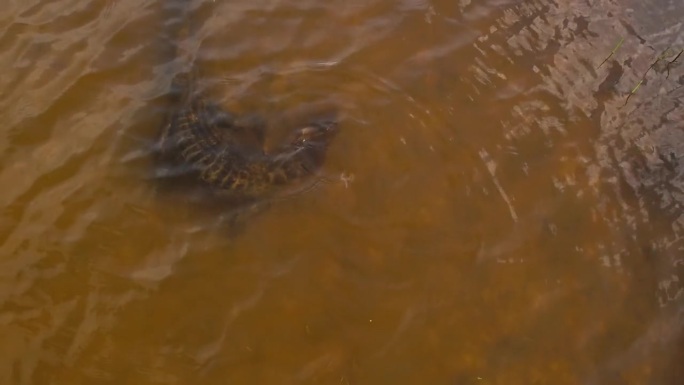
[161, 92, 338, 198]
[158, 2, 338, 200]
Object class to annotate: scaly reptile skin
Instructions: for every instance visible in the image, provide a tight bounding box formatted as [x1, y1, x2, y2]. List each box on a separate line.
[159, 76, 338, 198]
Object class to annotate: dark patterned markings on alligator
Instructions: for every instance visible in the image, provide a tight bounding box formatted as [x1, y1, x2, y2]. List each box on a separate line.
[159, 83, 338, 199]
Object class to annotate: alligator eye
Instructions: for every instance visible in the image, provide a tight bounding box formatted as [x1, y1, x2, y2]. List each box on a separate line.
[299, 126, 317, 135]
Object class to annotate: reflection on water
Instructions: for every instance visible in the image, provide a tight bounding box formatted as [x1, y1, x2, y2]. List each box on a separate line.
[1, 0, 683, 384]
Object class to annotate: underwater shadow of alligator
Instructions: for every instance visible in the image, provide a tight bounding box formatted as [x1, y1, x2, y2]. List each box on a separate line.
[153, 75, 339, 232]
[156, 69, 339, 207]
[152, 2, 339, 229]
[156, 1, 338, 219]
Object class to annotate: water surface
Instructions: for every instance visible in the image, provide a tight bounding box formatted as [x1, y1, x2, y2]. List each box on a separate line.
[1, 0, 683, 384]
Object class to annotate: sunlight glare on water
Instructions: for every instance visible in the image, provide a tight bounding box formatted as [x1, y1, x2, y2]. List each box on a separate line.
[0, 0, 683, 384]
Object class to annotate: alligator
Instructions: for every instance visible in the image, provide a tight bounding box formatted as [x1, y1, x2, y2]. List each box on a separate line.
[158, 13, 338, 201]
[159, 72, 337, 199]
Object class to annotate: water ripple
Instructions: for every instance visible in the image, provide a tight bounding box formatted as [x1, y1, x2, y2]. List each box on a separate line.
[1, 0, 683, 383]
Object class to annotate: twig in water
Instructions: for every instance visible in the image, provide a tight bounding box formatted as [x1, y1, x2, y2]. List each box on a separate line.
[598, 37, 624, 69]
[623, 48, 674, 106]
[623, 81, 643, 106]
[666, 48, 683, 79]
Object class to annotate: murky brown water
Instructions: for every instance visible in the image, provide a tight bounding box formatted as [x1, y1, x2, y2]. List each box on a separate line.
[1, 0, 683, 384]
